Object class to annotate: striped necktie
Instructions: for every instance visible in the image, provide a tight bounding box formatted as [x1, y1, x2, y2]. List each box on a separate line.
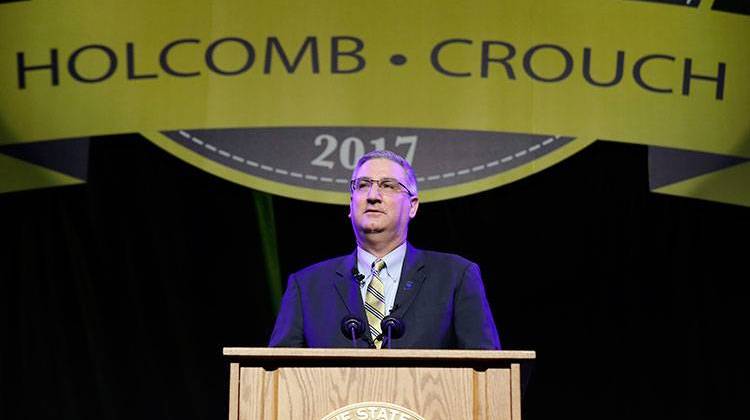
[364, 259, 387, 348]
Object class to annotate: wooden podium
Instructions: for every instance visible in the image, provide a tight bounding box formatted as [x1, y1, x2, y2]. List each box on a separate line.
[224, 347, 535, 420]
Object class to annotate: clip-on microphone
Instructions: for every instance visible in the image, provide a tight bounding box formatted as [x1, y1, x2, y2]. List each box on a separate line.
[351, 267, 365, 285]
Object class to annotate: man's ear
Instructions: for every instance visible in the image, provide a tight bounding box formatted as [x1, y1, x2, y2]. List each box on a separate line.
[409, 197, 419, 218]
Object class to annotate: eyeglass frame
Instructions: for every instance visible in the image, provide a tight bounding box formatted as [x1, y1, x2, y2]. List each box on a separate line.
[349, 177, 415, 197]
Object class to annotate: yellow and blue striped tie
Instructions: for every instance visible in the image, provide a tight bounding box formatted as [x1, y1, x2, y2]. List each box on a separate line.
[364, 259, 387, 348]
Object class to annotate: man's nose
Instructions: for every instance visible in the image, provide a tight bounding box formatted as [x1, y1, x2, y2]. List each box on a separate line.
[366, 183, 382, 201]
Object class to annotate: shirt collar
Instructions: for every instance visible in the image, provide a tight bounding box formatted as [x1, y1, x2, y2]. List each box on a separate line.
[357, 242, 407, 281]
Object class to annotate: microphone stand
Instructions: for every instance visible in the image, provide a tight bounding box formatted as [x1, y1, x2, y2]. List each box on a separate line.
[349, 326, 357, 347]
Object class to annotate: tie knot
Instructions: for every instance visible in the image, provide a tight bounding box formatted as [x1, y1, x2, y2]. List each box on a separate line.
[372, 259, 386, 275]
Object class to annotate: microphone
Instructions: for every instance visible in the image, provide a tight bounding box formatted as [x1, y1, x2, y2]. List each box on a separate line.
[340, 315, 366, 347]
[380, 316, 405, 349]
[351, 267, 365, 285]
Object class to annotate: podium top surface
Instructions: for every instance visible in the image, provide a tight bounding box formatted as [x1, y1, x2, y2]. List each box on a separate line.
[223, 347, 535, 362]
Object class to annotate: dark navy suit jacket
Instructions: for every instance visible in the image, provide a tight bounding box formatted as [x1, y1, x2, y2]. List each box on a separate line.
[269, 244, 501, 349]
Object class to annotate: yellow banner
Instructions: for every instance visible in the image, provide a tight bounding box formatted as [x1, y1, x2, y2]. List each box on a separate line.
[1, 0, 748, 204]
[2, 0, 747, 153]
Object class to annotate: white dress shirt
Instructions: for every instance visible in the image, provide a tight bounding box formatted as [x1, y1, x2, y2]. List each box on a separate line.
[356, 242, 407, 315]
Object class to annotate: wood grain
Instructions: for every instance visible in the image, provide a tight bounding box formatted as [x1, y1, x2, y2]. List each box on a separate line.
[487, 368, 512, 419]
[276, 367, 475, 420]
[511, 363, 521, 420]
[238, 367, 277, 420]
[226, 348, 534, 420]
[228, 363, 239, 420]
[224, 347, 535, 361]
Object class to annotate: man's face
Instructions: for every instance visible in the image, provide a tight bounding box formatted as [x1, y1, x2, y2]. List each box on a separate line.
[349, 158, 419, 244]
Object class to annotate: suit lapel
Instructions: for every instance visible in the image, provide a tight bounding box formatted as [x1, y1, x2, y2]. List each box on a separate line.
[392, 243, 427, 317]
[334, 251, 367, 320]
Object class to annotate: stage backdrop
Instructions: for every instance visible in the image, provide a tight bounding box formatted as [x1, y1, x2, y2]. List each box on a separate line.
[1, 0, 749, 206]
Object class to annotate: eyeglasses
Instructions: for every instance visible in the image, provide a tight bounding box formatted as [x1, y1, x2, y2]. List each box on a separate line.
[350, 177, 415, 196]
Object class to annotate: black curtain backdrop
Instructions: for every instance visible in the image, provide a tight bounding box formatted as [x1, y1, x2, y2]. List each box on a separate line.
[1, 134, 747, 420]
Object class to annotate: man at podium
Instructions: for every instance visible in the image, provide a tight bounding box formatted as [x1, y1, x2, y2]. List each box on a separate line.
[269, 150, 500, 350]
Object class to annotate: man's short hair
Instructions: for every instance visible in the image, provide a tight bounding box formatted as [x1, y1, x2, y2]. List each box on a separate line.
[352, 150, 418, 196]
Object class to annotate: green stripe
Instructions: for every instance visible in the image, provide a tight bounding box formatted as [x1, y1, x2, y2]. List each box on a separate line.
[253, 190, 282, 314]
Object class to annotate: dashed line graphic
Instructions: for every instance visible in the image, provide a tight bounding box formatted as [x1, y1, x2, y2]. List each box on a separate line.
[177, 130, 563, 187]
